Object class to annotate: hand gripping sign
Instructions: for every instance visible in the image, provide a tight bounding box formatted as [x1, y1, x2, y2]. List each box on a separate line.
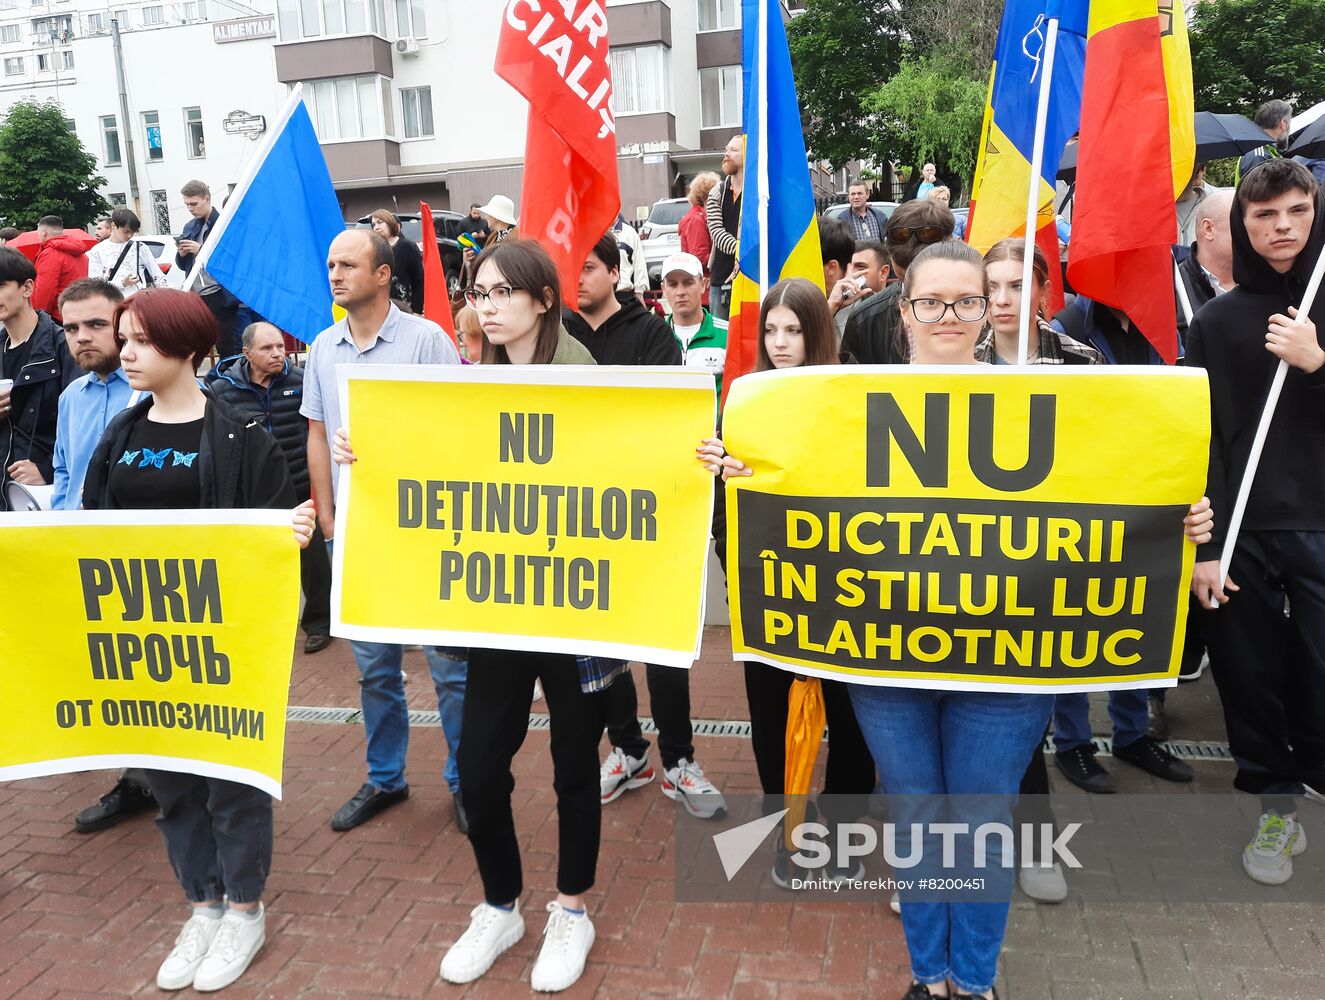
[722, 367, 1210, 693]
[0, 511, 300, 796]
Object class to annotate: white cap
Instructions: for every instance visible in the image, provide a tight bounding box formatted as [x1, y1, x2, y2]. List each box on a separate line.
[476, 194, 517, 226]
[661, 252, 703, 278]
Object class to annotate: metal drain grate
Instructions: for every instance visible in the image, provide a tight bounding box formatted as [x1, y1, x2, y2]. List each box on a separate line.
[287, 706, 1233, 761]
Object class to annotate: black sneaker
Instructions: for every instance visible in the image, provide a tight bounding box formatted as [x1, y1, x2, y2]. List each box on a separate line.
[1054, 744, 1115, 794]
[770, 841, 810, 890]
[1113, 736, 1193, 783]
[74, 778, 157, 833]
[901, 984, 934, 1000]
[330, 782, 409, 831]
[1146, 698, 1169, 741]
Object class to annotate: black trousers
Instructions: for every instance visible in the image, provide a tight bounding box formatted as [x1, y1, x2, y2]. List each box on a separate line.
[744, 663, 874, 822]
[299, 517, 332, 636]
[604, 665, 693, 770]
[458, 648, 609, 904]
[1152, 595, 1209, 703]
[1204, 531, 1325, 811]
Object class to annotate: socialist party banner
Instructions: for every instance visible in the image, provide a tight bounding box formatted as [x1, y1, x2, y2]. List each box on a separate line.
[723, 368, 1210, 692]
[0, 511, 300, 796]
[332, 365, 716, 667]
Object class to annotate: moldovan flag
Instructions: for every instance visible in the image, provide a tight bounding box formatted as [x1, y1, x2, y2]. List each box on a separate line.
[198, 89, 344, 343]
[721, 0, 823, 407]
[419, 201, 457, 345]
[496, 1, 620, 308]
[1066, 0, 1179, 364]
[1162, 0, 1195, 199]
[967, 0, 1086, 313]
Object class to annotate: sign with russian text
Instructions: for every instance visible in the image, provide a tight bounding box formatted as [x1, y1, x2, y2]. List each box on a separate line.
[723, 367, 1209, 692]
[332, 365, 715, 667]
[0, 511, 299, 796]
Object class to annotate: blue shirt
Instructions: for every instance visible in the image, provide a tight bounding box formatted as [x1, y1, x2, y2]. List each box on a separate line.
[52, 368, 143, 510]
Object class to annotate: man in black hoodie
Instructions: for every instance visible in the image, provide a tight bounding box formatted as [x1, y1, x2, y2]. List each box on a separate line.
[1187, 158, 1325, 886]
[563, 233, 680, 366]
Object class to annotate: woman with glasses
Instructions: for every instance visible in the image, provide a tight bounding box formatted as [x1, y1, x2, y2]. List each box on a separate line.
[332, 241, 612, 993]
[704, 242, 1213, 1000]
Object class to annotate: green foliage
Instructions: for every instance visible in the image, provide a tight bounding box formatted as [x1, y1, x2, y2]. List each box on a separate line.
[0, 100, 107, 229]
[1204, 158, 1238, 189]
[1190, 0, 1325, 114]
[787, 0, 904, 169]
[864, 55, 987, 194]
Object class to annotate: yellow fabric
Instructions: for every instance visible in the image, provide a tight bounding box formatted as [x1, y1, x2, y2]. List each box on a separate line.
[783, 676, 825, 849]
[1161, 0, 1195, 201]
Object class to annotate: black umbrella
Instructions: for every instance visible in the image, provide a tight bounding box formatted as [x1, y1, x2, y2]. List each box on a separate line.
[1056, 112, 1271, 181]
[1288, 116, 1325, 160]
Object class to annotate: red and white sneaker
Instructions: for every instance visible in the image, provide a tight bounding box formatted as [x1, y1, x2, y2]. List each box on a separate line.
[662, 758, 727, 819]
[600, 746, 654, 804]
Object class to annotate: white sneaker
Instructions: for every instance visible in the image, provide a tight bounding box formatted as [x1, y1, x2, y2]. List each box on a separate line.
[192, 906, 265, 992]
[530, 902, 595, 993]
[1018, 862, 1068, 903]
[1288, 816, 1307, 856]
[661, 758, 727, 819]
[439, 902, 525, 984]
[1243, 812, 1295, 885]
[156, 911, 223, 990]
[889, 890, 901, 914]
[600, 746, 654, 804]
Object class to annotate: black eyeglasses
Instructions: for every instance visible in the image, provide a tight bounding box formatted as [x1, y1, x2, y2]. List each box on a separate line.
[887, 226, 946, 244]
[463, 285, 515, 309]
[904, 295, 990, 324]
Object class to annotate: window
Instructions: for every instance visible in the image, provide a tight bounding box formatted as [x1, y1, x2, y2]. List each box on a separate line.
[31, 14, 72, 40]
[86, 12, 104, 32]
[400, 85, 432, 138]
[394, 0, 424, 37]
[299, 75, 388, 141]
[609, 45, 669, 116]
[278, 0, 384, 40]
[184, 107, 205, 157]
[697, 0, 738, 31]
[700, 65, 741, 128]
[101, 115, 121, 165]
[0, 0, 16, 9]
[113, 9, 128, 29]
[143, 110, 163, 160]
[36, 52, 48, 71]
[3, 56, 22, 76]
[142, 5, 163, 26]
[151, 189, 170, 234]
[61, 49, 73, 69]
[182, 0, 207, 20]
[0, 24, 19, 42]
[108, 192, 128, 207]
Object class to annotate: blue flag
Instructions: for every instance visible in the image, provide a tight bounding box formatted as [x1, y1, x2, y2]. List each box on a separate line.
[204, 100, 342, 343]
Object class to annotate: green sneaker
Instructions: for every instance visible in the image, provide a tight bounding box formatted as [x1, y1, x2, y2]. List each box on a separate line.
[1243, 812, 1294, 885]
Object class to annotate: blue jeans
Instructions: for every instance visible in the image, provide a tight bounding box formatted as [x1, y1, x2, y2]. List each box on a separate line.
[848, 685, 1052, 995]
[1052, 689, 1147, 752]
[349, 640, 468, 794]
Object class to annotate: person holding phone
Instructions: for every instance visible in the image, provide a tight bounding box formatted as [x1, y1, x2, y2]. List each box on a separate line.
[85, 208, 166, 297]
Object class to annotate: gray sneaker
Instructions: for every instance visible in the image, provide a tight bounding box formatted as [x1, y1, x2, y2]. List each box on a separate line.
[1243, 812, 1295, 885]
[1018, 862, 1067, 903]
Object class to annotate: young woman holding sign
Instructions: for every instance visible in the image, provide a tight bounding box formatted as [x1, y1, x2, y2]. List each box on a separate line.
[80, 287, 314, 993]
[332, 240, 615, 993]
[702, 243, 1214, 1000]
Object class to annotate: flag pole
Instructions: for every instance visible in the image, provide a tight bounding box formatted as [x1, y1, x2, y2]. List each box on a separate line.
[1016, 18, 1059, 365]
[757, 0, 770, 301]
[1174, 258, 1195, 325]
[1217, 245, 1325, 585]
[182, 84, 306, 293]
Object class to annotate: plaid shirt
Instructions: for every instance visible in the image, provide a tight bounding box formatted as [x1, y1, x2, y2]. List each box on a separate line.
[577, 655, 629, 694]
[974, 319, 1103, 365]
[847, 207, 883, 242]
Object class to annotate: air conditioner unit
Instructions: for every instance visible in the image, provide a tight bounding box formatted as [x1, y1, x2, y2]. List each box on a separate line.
[395, 37, 420, 56]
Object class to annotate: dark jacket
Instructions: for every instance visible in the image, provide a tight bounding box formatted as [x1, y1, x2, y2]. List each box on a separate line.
[82, 394, 296, 512]
[840, 284, 909, 365]
[392, 237, 425, 314]
[562, 293, 682, 366]
[1051, 297, 1166, 365]
[1175, 242, 1220, 348]
[1, 309, 80, 505]
[1186, 184, 1325, 559]
[176, 207, 218, 273]
[205, 356, 310, 495]
[32, 236, 91, 321]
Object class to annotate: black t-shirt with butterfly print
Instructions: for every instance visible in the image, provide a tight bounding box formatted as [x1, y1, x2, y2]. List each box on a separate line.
[107, 416, 204, 509]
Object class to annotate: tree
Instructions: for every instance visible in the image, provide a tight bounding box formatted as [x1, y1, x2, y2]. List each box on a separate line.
[897, 0, 1006, 78]
[864, 55, 987, 197]
[0, 99, 106, 229]
[1190, 0, 1325, 115]
[787, 0, 904, 169]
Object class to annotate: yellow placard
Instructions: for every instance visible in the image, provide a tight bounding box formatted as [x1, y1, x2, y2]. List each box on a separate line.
[333, 365, 716, 667]
[0, 512, 300, 796]
[723, 366, 1210, 692]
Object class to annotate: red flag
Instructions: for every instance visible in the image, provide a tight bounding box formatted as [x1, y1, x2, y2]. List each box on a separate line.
[1066, 1, 1178, 364]
[419, 200, 456, 344]
[495, 0, 619, 309]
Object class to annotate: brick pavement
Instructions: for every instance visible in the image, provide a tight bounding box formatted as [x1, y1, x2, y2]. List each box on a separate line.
[2, 629, 1323, 1000]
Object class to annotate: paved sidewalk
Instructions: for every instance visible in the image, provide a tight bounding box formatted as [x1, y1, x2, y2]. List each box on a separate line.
[2, 629, 1323, 999]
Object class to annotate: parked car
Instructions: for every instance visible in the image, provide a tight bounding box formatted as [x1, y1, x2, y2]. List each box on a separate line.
[639, 197, 690, 287]
[128, 235, 185, 287]
[354, 210, 468, 294]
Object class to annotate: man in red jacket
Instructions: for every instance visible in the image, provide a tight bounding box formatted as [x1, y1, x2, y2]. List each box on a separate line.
[32, 215, 89, 322]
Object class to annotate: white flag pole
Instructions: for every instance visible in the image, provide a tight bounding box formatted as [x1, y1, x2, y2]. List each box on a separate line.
[1017, 17, 1059, 365]
[1174, 258, 1195, 325]
[181, 84, 307, 293]
[1217, 245, 1325, 584]
[756, 0, 770, 301]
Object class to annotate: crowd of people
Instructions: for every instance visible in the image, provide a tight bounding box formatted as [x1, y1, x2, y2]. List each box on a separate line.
[1, 125, 1322, 999]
